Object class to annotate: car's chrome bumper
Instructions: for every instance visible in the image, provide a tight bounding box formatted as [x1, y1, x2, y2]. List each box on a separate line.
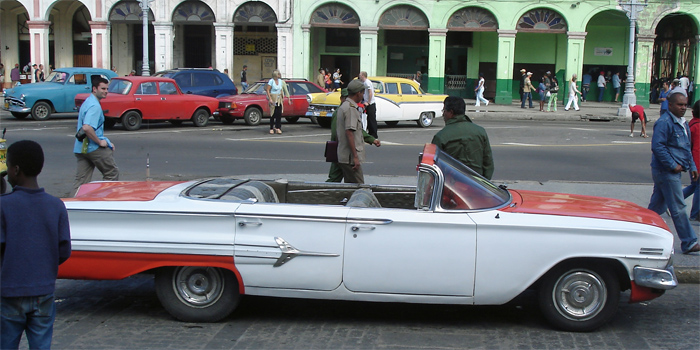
[633, 265, 677, 290]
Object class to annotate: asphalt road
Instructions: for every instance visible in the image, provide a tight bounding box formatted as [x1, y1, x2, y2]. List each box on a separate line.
[0, 111, 654, 198]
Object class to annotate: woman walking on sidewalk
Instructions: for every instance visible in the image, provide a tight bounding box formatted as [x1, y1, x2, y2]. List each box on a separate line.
[547, 76, 559, 112]
[474, 72, 489, 107]
[564, 74, 581, 111]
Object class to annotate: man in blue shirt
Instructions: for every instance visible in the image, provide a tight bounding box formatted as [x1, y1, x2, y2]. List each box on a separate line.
[1, 140, 72, 349]
[71, 76, 119, 196]
[648, 87, 699, 254]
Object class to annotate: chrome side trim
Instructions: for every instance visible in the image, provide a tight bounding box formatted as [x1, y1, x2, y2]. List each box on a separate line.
[67, 208, 234, 217]
[633, 266, 677, 290]
[273, 237, 339, 267]
[639, 248, 664, 256]
[236, 213, 347, 223]
[347, 218, 393, 225]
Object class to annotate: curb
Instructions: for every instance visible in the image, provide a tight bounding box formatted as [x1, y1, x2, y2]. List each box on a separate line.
[676, 267, 700, 284]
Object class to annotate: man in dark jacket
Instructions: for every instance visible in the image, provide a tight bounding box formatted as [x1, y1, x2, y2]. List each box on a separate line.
[432, 96, 494, 179]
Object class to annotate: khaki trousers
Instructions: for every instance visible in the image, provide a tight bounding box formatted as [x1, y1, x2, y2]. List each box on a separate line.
[71, 147, 119, 196]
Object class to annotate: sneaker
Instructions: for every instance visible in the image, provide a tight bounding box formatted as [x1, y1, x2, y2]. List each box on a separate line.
[485, 100, 489, 106]
[629, 133, 634, 137]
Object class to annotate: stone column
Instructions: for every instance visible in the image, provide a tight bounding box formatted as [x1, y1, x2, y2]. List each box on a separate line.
[495, 29, 517, 105]
[427, 28, 447, 94]
[301, 24, 311, 80]
[89, 21, 110, 69]
[694, 35, 700, 105]
[635, 33, 656, 108]
[359, 26, 378, 77]
[213, 22, 234, 73]
[153, 22, 174, 72]
[1, 10, 20, 87]
[27, 21, 51, 79]
[276, 23, 293, 78]
[565, 31, 586, 99]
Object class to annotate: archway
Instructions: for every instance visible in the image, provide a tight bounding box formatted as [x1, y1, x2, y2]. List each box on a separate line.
[446, 7, 498, 98]
[308, 3, 360, 87]
[654, 14, 697, 81]
[378, 5, 429, 85]
[109, 1, 155, 75]
[583, 10, 630, 102]
[233, 1, 278, 83]
[172, 1, 216, 68]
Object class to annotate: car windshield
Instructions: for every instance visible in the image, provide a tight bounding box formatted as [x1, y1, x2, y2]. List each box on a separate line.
[243, 82, 267, 94]
[45, 71, 68, 83]
[108, 80, 132, 95]
[432, 148, 510, 210]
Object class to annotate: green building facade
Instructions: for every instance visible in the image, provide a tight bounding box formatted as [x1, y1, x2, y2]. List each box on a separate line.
[292, 0, 700, 107]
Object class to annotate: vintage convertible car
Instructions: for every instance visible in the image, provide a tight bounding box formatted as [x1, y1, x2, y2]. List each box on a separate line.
[59, 144, 677, 331]
[75, 76, 219, 131]
[213, 79, 325, 125]
[3, 67, 117, 121]
[305, 77, 448, 128]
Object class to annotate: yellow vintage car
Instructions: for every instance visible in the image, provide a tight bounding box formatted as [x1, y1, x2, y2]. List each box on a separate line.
[305, 77, 448, 128]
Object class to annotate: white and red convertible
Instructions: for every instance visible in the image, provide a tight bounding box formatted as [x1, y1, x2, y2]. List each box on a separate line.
[59, 144, 677, 331]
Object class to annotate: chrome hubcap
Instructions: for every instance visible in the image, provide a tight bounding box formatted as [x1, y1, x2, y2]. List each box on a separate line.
[173, 267, 224, 308]
[553, 270, 606, 321]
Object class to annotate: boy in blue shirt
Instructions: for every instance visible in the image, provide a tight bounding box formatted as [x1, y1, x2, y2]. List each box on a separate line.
[1, 140, 72, 349]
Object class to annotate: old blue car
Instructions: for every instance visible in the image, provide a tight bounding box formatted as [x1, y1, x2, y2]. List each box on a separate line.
[2, 67, 117, 121]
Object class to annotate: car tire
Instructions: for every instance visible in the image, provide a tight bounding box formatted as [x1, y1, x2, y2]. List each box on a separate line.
[317, 118, 331, 128]
[10, 112, 29, 119]
[244, 107, 262, 126]
[538, 263, 620, 332]
[416, 112, 433, 128]
[155, 266, 240, 323]
[191, 109, 210, 127]
[220, 116, 235, 125]
[169, 120, 184, 126]
[385, 121, 399, 127]
[285, 117, 299, 123]
[309, 116, 318, 125]
[122, 111, 142, 131]
[31, 101, 52, 121]
[104, 118, 117, 129]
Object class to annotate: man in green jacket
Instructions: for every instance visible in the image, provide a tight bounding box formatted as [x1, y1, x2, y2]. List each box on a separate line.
[326, 88, 381, 182]
[431, 96, 494, 179]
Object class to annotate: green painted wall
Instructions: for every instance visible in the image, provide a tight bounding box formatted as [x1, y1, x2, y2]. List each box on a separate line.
[515, 33, 559, 63]
[583, 26, 629, 65]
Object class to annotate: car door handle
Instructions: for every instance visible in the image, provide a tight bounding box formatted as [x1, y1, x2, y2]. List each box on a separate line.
[238, 221, 262, 227]
[351, 225, 375, 231]
[136, 98, 142, 101]
[161, 97, 166, 101]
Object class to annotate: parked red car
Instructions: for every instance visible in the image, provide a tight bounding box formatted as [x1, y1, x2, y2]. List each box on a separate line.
[75, 76, 220, 131]
[214, 79, 325, 125]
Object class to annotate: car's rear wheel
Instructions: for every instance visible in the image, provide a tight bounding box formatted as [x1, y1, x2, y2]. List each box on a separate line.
[31, 101, 52, 121]
[309, 116, 318, 125]
[191, 109, 210, 127]
[416, 112, 433, 128]
[285, 117, 299, 123]
[11, 112, 29, 119]
[538, 264, 620, 332]
[105, 118, 117, 129]
[244, 107, 262, 126]
[385, 121, 399, 127]
[155, 266, 240, 322]
[317, 118, 331, 128]
[220, 116, 235, 125]
[169, 120, 184, 126]
[122, 111, 142, 131]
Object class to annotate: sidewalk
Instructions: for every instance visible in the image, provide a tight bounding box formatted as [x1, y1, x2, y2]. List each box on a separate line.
[245, 173, 699, 284]
[464, 99, 643, 122]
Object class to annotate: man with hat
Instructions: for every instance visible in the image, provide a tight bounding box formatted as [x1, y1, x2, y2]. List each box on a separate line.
[647, 87, 699, 254]
[336, 79, 369, 183]
[519, 69, 526, 100]
[521, 72, 534, 108]
[327, 88, 380, 182]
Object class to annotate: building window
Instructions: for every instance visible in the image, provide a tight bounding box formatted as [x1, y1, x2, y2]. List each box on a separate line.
[173, 1, 215, 22]
[109, 1, 154, 22]
[447, 7, 497, 31]
[517, 9, 567, 33]
[379, 5, 428, 30]
[310, 4, 359, 27]
[234, 2, 277, 23]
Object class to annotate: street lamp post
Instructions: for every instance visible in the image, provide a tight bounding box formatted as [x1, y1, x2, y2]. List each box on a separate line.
[618, 0, 647, 116]
[138, 0, 152, 76]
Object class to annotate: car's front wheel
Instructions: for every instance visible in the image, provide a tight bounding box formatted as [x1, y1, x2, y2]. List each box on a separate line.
[538, 264, 620, 332]
[122, 111, 142, 131]
[11, 112, 29, 119]
[31, 101, 52, 121]
[244, 107, 262, 126]
[416, 112, 433, 128]
[191, 109, 210, 127]
[155, 266, 240, 322]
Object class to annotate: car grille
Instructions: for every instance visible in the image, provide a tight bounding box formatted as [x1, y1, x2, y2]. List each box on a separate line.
[4, 97, 26, 108]
[218, 102, 227, 108]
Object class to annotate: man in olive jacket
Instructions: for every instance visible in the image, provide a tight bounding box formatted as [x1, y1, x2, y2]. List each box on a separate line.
[432, 96, 494, 179]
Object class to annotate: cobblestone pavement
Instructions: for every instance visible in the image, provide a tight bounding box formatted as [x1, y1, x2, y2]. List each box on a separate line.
[25, 276, 697, 350]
